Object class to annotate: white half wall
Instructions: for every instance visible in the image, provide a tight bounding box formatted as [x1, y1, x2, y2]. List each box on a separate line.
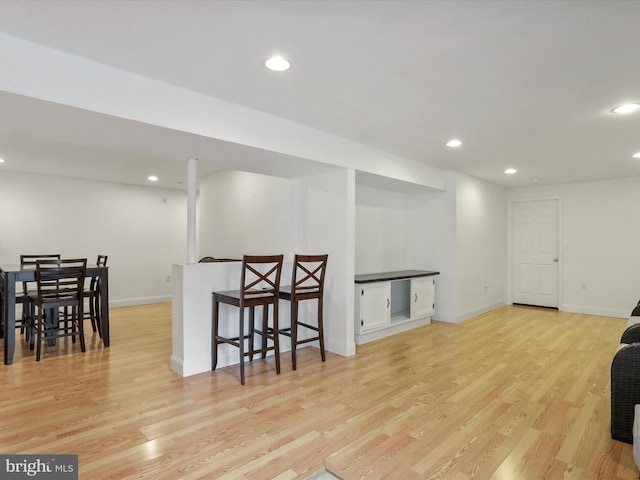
[0, 170, 186, 306]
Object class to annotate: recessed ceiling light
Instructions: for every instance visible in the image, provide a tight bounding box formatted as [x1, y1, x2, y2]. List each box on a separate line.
[633, 152, 640, 158]
[611, 103, 640, 114]
[505, 168, 517, 175]
[265, 56, 290, 72]
[0, 158, 5, 163]
[446, 139, 462, 147]
[148, 175, 159, 182]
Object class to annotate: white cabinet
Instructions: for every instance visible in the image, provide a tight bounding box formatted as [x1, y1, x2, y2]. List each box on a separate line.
[354, 271, 438, 345]
[356, 281, 391, 332]
[411, 276, 435, 319]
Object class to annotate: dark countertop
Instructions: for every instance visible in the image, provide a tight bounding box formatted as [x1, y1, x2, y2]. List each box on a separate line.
[354, 269, 439, 284]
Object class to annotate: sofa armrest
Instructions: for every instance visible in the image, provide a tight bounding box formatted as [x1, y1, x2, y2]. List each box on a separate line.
[611, 343, 640, 443]
[621, 323, 640, 344]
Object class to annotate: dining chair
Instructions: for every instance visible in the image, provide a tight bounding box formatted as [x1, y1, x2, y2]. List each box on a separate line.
[18, 254, 61, 340]
[83, 254, 108, 336]
[277, 254, 328, 370]
[28, 258, 87, 361]
[212, 254, 283, 385]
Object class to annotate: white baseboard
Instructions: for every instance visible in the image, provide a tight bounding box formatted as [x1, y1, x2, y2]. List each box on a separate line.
[561, 304, 628, 319]
[109, 295, 172, 308]
[170, 355, 184, 376]
[434, 300, 506, 324]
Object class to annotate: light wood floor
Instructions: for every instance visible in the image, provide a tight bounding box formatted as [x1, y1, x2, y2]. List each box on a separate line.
[1, 303, 636, 479]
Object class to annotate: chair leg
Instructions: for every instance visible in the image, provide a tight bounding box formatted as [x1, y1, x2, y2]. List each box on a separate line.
[291, 299, 299, 370]
[69, 307, 76, 343]
[35, 310, 43, 361]
[29, 303, 36, 350]
[261, 305, 268, 359]
[89, 296, 98, 332]
[273, 301, 280, 374]
[212, 298, 219, 370]
[94, 293, 102, 337]
[249, 307, 255, 362]
[77, 309, 86, 353]
[238, 308, 245, 385]
[318, 299, 326, 362]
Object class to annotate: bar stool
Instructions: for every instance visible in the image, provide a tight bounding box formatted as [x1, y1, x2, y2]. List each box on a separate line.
[278, 254, 328, 370]
[212, 254, 284, 385]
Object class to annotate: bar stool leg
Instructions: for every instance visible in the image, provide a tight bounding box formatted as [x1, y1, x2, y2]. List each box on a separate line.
[212, 297, 219, 370]
[318, 299, 326, 362]
[261, 305, 268, 359]
[238, 308, 245, 385]
[249, 307, 255, 362]
[291, 299, 299, 370]
[273, 301, 280, 374]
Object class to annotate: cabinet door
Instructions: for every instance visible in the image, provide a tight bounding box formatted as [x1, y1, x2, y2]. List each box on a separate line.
[410, 277, 435, 319]
[358, 282, 391, 332]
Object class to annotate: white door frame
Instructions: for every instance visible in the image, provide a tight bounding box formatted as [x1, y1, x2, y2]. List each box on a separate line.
[507, 197, 563, 309]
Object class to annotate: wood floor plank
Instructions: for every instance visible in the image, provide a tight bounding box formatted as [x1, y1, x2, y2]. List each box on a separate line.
[1, 303, 637, 479]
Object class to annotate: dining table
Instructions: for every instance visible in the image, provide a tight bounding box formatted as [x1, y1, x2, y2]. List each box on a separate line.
[0, 263, 110, 364]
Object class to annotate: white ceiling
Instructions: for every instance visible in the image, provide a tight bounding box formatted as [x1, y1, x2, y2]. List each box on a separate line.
[0, 0, 639, 190]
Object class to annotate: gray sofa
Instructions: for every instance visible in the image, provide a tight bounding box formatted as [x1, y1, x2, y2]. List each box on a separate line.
[611, 303, 640, 443]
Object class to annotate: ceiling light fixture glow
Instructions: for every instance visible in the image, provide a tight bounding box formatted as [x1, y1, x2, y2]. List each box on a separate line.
[0, 158, 5, 163]
[611, 103, 640, 114]
[265, 56, 290, 72]
[505, 168, 517, 175]
[446, 139, 462, 147]
[633, 152, 640, 159]
[148, 175, 159, 182]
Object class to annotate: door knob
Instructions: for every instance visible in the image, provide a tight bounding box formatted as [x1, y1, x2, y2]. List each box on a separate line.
[553, 257, 559, 262]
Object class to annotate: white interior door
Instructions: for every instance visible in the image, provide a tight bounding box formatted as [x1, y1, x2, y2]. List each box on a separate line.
[511, 199, 559, 308]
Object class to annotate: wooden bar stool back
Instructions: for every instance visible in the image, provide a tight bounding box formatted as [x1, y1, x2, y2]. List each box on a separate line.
[278, 254, 328, 370]
[212, 254, 284, 385]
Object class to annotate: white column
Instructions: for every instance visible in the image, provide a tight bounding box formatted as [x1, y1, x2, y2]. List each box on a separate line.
[187, 157, 198, 264]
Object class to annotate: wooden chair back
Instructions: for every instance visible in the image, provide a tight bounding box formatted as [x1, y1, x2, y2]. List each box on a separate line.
[35, 258, 87, 308]
[20, 254, 61, 296]
[89, 254, 108, 291]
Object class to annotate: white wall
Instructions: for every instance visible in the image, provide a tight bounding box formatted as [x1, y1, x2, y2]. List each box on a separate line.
[509, 176, 640, 317]
[0, 170, 187, 306]
[355, 184, 409, 274]
[198, 169, 293, 259]
[407, 173, 457, 322]
[294, 168, 356, 357]
[455, 172, 507, 320]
